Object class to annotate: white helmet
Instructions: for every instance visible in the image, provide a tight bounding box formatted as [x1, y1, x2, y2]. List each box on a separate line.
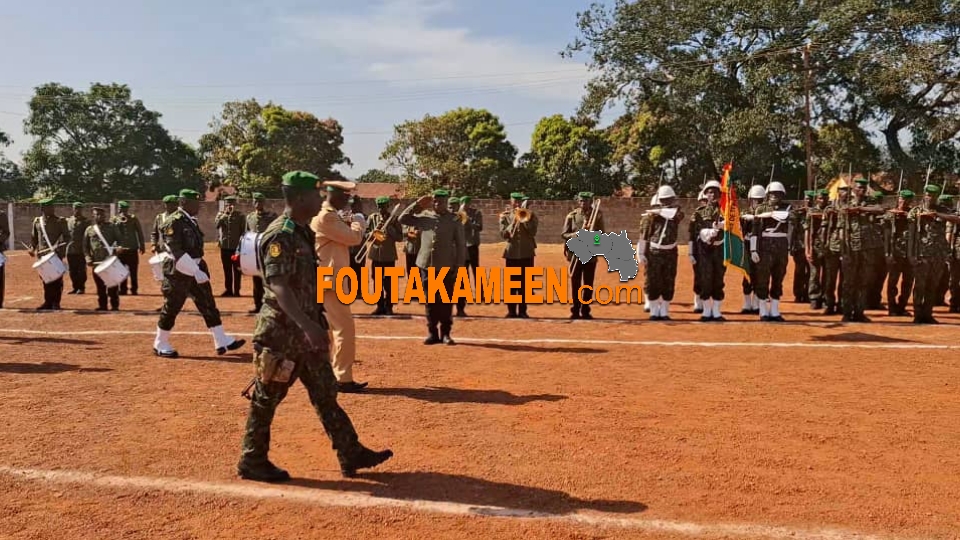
[650, 194, 660, 206]
[656, 185, 676, 199]
[766, 181, 786, 194]
[697, 189, 707, 201]
[748, 185, 766, 199]
[703, 180, 721, 191]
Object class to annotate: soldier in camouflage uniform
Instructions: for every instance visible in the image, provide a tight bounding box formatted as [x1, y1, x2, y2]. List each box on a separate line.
[366, 196, 403, 316]
[638, 186, 683, 320]
[883, 190, 914, 316]
[113, 201, 145, 295]
[792, 191, 815, 303]
[562, 192, 605, 320]
[215, 195, 246, 297]
[739, 185, 765, 313]
[30, 199, 69, 311]
[804, 189, 830, 310]
[153, 189, 245, 358]
[65, 202, 90, 295]
[947, 196, 960, 313]
[83, 207, 123, 311]
[822, 184, 849, 315]
[0, 205, 9, 309]
[866, 192, 888, 310]
[935, 194, 953, 307]
[689, 180, 726, 321]
[750, 181, 796, 322]
[238, 170, 393, 483]
[247, 193, 278, 314]
[908, 185, 960, 324]
[837, 178, 884, 322]
[500, 192, 538, 318]
[457, 196, 482, 317]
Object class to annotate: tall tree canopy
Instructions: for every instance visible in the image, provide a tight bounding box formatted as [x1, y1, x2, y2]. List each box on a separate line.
[356, 169, 400, 183]
[380, 107, 518, 197]
[22, 83, 202, 201]
[521, 115, 622, 199]
[0, 130, 30, 201]
[567, 0, 960, 193]
[199, 99, 350, 197]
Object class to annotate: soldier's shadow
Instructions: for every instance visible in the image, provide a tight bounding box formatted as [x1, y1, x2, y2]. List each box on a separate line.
[809, 332, 917, 343]
[458, 342, 607, 354]
[361, 386, 567, 405]
[287, 471, 645, 516]
[175, 353, 252, 364]
[0, 362, 112, 374]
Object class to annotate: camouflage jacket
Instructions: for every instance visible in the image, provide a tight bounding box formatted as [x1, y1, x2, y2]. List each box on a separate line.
[753, 201, 796, 251]
[638, 207, 683, 249]
[688, 203, 723, 248]
[791, 207, 808, 253]
[160, 209, 205, 272]
[364, 210, 403, 262]
[837, 198, 883, 252]
[254, 212, 324, 355]
[883, 209, 911, 259]
[907, 205, 949, 260]
[66, 215, 91, 255]
[83, 222, 121, 265]
[215, 209, 246, 250]
[112, 214, 145, 251]
[803, 204, 829, 254]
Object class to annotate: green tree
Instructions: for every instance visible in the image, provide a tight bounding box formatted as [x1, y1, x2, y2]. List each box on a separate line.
[356, 169, 400, 183]
[22, 83, 203, 201]
[200, 100, 351, 197]
[0, 131, 31, 201]
[521, 115, 622, 199]
[380, 107, 518, 197]
[812, 124, 883, 185]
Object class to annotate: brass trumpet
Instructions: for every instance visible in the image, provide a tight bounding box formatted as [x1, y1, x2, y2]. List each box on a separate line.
[117, 214, 128, 224]
[355, 203, 401, 263]
[507, 200, 530, 237]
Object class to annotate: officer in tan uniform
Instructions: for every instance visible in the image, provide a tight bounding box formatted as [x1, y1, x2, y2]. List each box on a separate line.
[311, 180, 368, 393]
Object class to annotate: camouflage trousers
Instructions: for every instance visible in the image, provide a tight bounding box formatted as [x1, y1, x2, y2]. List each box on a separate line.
[886, 256, 913, 313]
[913, 258, 946, 321]
[755, 238, 789, 300]
[240, 343, 361, 467]
[792, 251, 809, 302]
[808, 251, 826, 302]
[695, 245, 725, 300]
[158, 260, 223, 330]
[866, 248, 885, 309]
[823, 252, 843, 310]
[647, 248, 678, 301]
[841, 250, 873, 318]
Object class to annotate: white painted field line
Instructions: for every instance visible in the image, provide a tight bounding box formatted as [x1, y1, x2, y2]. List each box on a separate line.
[0, 326, 955, 350]
[0, 466, 909, 540]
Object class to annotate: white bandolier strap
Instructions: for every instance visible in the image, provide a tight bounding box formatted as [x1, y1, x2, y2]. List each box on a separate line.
[763, 232, 789, 238]
[175, 253, 200, 276]
[651, 242, 677, 250]
[750, 235, 758, 252]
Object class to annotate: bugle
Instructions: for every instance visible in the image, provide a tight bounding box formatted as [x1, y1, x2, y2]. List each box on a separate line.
[354, 203, 401, 264]
[507, 200, 531, 237]
[569, 199, 601, 274]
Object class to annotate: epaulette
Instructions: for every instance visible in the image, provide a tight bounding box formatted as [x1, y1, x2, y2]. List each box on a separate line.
[281, 217, 295, 233]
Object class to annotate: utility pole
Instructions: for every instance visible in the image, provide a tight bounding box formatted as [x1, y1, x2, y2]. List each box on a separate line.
[803, 43, 815, 193]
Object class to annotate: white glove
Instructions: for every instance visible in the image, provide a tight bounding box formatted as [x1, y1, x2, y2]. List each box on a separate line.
[742, 214, 755, 222]
[194, 270, 210, 284]
[751, 251, 760, 264]
[749, 235, 758, 253]
[174, 253, 200, 277]
[687, 242, 696, 265]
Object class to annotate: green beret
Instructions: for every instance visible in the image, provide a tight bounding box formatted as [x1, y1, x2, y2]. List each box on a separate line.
[898, 190, 915, 199]
[72, 202, 83, 208]
[179, 189, 201, 200]
[803, 190, 816, 197]
[448, 196, 460, 204]
[118, 201, 130, 208]
[460, 196, 472, 204]
[578, 191, 594, 200]
[433, 189, 450, 197]
[510, 192, 524, 200]
[817, 189, 829, 196]
[282, 170, 320, 190]
[925, 184, 942, 195]
[38, 198, 54, 206]
[252, 192, 265, 201]
[162, 195, 178, 203]
[375, 196, 390, 204]
[854, 178, 869, 185]
[223, 195, 237, 202]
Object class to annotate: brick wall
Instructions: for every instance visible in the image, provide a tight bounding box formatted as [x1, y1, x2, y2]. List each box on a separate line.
[3, 198, 804, 250]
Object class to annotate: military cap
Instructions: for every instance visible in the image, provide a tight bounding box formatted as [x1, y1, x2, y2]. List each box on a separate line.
[578, 191, 594, 200]
[803, 190, 816, 197]
[162, 195, 178, 203]
[91, 206, 106, 212]
[375, 196, 390, 204]
[925, 184, 942, 195]
[460, 196, 472, 204]
[854, 178, 869, 185]
[223, 195, 237, 202]
[510, 192, 524, 200]
[72, 202, 83, 208]
[252, 192, 265, 201]
[281, 170, 320, 190]
[118, 200, 130, 208]
[433, 189, 450, 197]
[38, 198, 54, 206]
[449, 196, 461, 204]
[179, 189, 201, 200]
[321, 179, 356, 192]
[898, 189, 915, 199]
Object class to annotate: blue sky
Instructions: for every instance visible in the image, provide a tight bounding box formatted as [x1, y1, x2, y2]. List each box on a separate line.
[0, 0, 603, 178]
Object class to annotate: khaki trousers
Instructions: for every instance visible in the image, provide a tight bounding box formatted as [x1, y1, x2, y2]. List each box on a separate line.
[323, 290, 356, 383]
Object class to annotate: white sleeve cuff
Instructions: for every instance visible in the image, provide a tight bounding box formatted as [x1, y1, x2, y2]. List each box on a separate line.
[637, 240, 647, 253]
[175, 254, 200, 276]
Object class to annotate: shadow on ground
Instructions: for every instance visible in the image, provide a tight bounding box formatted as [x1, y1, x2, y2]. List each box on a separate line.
[288, 470, 645, 516]
[458, 342, 608, 354]
[0, 336, 98, 346]
[809, 332, 917, 343]
[361, 386, 567, 405]
[0, 362, 112, 374]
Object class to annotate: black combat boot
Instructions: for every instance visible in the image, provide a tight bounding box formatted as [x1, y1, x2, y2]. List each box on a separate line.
[237, 397, 290, 483]
[340, 447, 394, 478]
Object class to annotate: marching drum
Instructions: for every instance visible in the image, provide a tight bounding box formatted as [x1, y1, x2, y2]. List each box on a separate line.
[32, 252, 67, 284]
[94, 255, 130, 289]
[148, 253, 169, 281]
[238, 231, 262, 277]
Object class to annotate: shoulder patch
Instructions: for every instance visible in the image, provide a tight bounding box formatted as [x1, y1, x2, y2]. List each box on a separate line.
[268, 242, 282, 257]
[281, 218, 295, 233]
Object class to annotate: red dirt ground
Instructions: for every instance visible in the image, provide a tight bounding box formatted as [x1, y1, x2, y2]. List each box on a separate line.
[1, 244, 958, 539]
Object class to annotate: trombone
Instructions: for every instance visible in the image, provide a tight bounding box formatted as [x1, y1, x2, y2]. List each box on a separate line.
[568, 198, 601, 274]
[354, 203, 401, 264]
[506, 200, 531, 237]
